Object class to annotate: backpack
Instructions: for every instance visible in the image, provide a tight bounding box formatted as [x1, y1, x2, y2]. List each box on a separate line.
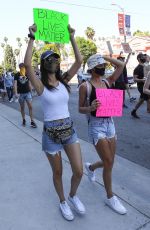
[85, 78, 110, 122]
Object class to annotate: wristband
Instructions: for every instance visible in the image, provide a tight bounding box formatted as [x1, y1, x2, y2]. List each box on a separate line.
[28, 33, 35, 40]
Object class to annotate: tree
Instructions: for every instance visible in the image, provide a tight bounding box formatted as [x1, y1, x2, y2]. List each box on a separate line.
[75, 37, 97, 68]
[14, 49, 20, 66]
[24, 37, 29, 45]
[0, 65, 4, 75]
[133, 30, 150, 36]
[1, 43, 6, 70]
[85, 27, 95, 40]
[4, 45, 16, 71]
[4, 37, 8, 45]
[16, 37, 21, 43]
[16, 38, 23, 62]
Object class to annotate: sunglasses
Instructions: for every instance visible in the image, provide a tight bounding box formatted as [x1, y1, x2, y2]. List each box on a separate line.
[45, 56, 60, 63]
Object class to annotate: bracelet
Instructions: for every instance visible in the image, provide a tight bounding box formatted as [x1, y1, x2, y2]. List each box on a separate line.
[28, 33, 35, 40]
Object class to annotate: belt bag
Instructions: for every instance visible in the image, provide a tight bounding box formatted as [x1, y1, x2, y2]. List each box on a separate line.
[44, 122, 73, 143]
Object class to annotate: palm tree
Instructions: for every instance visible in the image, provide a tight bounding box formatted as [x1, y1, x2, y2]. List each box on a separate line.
[4, 37, 8, 45]
[85, 27, 95, 40]
[16, 37, 21, 43]
[1, 43, 6, 70]
[24, 37, 29, 45]
[14, 49, 20, 65]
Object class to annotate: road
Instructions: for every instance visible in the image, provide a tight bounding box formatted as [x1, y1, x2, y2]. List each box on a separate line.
[1, 84, 150, 169]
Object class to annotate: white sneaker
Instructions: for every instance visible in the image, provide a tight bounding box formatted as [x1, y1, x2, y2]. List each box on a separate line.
[105, 195, 127, 215]
[68, 195, 85, 215]
[9, 98, 13, 103]
[59, 201, 74, 221]
[15, 98, 18, 103]
[85, 162, 96, 182]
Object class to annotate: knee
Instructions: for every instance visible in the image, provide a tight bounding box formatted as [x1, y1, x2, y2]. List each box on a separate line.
[53, 169, 62, 180]
[73, 168, 83, 179]
[28, 105, 32, 111]
[103, 158, 113, 170]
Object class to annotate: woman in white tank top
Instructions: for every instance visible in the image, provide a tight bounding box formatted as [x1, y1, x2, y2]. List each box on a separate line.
[24, 24, 85, 221]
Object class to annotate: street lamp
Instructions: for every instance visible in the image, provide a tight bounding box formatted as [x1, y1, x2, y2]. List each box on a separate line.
[111, 3, 126, 43]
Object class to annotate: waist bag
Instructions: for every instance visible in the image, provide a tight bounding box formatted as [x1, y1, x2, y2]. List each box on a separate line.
[44, 121, 73, 143]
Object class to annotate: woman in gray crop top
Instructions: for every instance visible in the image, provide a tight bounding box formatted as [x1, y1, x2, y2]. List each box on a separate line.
[79, 54, 127, 215]
[24, 23, 85, 221]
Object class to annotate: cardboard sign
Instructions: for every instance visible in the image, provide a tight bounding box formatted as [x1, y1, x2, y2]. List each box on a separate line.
[106, 41, 113, 54]
[121, 43, 132, 53]
[96, 89, 123, 117]
[33, 8, 69, 43]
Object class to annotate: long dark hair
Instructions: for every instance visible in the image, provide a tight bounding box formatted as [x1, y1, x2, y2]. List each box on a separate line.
[40, 59, 70, 93]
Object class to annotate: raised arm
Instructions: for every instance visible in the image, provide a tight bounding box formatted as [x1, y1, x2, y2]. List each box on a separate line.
[24, 24, 44, 95]
[64, 25, 83, 82]
[143, 72, 150, 95]
[104, 56, 125, 86]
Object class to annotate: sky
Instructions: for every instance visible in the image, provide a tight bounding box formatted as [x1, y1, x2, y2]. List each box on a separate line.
[0, 0, 150, 48]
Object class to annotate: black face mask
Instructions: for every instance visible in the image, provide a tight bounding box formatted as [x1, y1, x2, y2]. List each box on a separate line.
[140, 58, 146, 64]
[94, 67, 105, 76]
[44, 60, 59, 74]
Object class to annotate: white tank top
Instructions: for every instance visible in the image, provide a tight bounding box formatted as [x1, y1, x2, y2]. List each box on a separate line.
[39, 82, 70, 121]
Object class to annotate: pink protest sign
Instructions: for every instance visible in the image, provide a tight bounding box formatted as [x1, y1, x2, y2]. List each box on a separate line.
[96, 89, 123, 117]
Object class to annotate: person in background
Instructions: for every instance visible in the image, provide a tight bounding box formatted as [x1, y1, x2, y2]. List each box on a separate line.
[24, 24, 85, 221]
[14, 63, 37, 127]
[143, 54, 150, 112]
[143, 54, 150, 79]
[143, 71, 150, 95]
[0, 74, 7, 101]
[131, 53, 150, 118]
[120, 52, 136, 103]
[4, 70, 14, 102]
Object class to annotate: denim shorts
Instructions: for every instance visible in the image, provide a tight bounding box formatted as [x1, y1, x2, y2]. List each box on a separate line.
[19, 92, 32, 104]
[88, 116, 116, 145]
[42, 117, 79, 155]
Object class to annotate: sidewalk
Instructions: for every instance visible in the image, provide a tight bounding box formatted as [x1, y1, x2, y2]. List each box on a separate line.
[0, 103, 150, 230]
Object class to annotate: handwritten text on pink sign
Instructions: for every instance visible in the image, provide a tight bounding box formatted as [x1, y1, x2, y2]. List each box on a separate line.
[96, 89, 123, 117]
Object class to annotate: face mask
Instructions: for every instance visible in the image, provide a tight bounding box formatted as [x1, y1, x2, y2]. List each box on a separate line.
[7, 72, 11, 77]
[44, 59, 59, 74]
[94, 67, 105, 76]
[20, 67, 26, 76]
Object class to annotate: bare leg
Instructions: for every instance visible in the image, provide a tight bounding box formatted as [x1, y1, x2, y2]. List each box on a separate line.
[26, 100, 33, 121]
[134, 98, 144, 111]
[125, 84, 131, 99]
[46, 151, 65, 202]
[19, 102, 25, 120]
[90, 136, 116, 171]
[146, 99, 150, 112]
[64, 142, 83, 197]
[89, 161, 103, 171]
[95, 137, 116, 198]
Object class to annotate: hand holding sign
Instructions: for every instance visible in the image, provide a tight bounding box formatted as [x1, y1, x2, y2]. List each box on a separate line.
[68, 24, 75, 38]
[29, 24, 37, 36]
[91, 99, 101, 111]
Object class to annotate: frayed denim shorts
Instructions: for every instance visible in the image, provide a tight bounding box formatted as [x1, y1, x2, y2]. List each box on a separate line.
[42, 117, 79, 155]
[19, 92, 32, 104]
[88, 116, 116, 145]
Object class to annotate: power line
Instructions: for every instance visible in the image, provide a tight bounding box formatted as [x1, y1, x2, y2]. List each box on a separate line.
[40, 0, 146, 15]
[40, 0, 116, 12]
